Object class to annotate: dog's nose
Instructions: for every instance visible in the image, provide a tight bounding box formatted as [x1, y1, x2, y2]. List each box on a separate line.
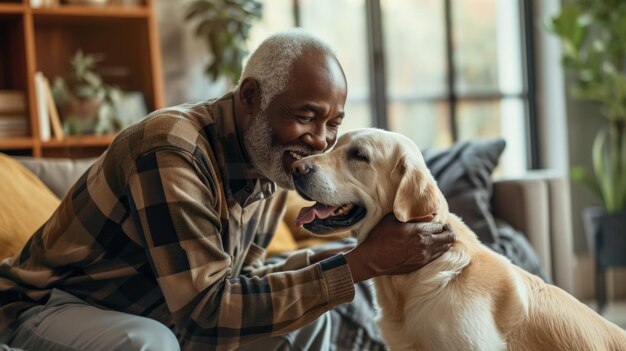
[292, 160, 314, 176]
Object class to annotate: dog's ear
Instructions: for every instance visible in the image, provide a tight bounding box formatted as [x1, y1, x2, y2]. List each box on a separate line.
[392, 156, 446, 223]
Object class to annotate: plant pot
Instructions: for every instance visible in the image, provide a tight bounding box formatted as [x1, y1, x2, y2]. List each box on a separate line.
[583, 207, 626, 266]
[582, 206, 626, 313]
[64, 94, 102, 134]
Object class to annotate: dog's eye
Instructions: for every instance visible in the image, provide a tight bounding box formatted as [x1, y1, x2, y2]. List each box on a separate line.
[349, 148, 369, 162]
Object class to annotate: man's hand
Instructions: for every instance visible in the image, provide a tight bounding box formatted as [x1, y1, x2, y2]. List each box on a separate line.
[344, 214, 455, 283]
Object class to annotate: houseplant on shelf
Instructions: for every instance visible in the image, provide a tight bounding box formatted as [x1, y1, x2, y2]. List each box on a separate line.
[550, 0, 626, 313]
[185, 0, 262, 85]
[52, 50, 122, 136]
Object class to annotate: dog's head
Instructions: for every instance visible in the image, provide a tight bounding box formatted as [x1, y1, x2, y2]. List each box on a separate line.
[292, 128, 448, 243]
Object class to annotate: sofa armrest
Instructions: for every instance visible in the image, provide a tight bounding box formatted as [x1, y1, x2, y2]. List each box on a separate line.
[491, 171, 574, 293]
[15, 157, 96, 199]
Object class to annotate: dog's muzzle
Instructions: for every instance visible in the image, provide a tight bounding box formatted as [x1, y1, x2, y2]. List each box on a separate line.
[291, 161, 315, 200]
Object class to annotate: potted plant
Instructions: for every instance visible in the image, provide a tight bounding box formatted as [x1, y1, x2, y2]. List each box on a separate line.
[549, 0, 626, 312]
[52, 50, 122, 135]
[185, 0, 263, 84]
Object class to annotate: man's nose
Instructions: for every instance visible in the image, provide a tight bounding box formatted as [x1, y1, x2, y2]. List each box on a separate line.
[302, 131, 328, 151]
[291, 160, 314, 177]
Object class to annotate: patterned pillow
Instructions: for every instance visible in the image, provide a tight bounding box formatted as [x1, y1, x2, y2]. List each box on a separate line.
[423, 139, 506, 243]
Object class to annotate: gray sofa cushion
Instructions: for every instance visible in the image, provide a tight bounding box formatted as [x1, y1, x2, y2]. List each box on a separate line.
[15, 157, 96, 199]
[423, 139, 506, 243]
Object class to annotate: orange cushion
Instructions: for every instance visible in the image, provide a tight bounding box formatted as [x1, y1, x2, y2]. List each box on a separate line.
[266, 218, 298, 255]
[0, 154, 60, 260]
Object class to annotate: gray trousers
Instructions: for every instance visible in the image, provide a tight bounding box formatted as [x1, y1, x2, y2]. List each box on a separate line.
[4, 289, 331, 351]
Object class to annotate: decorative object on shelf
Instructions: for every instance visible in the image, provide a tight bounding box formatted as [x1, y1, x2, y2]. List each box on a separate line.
[35, 72, 51, 141]
[30, 0, 60, 8]
[185, 0, 263, 84]
[52, 50, 123, 136]
[62, 0, 109, 6]
[549, 0, 626, 314]
[34, 72, 64, 140]
[44, 78, 65, 140]
[109, 0, 141, 6]
[114, 91, 147, 129]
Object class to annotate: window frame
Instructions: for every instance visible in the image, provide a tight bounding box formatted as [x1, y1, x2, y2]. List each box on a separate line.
[292, 0, 539, 169]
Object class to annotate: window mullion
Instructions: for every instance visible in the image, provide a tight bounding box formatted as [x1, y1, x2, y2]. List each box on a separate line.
[366, 0, 388, 129]
[444, 0, 459, 142]
[521, 0, 540, 169]
[292, 0, 301, 27]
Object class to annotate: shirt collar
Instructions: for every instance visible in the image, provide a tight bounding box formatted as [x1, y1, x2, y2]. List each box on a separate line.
[209, 92, 276, 207]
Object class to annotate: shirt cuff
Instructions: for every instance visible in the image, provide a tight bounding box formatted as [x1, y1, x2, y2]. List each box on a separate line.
[319, 254, 355, 306]
[281, 248, 314, 271]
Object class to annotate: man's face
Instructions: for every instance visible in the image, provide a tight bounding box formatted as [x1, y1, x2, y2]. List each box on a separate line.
[244, 53, 347, 189]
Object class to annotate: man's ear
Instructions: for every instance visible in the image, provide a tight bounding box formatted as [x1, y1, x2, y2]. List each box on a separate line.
[238, 77, 261, 114]
[392, 156, 445, 223]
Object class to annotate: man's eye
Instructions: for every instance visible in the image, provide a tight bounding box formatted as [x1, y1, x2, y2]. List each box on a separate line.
[296, 116, 313, 123]
[328, 123, 341, 132]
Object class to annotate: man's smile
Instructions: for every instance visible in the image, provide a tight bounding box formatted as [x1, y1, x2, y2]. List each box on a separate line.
[283, 150, 308, 175]
[288, 151, 304, 160]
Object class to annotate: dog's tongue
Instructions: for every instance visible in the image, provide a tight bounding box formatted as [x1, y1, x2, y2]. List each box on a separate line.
[295, 203, 339, 226]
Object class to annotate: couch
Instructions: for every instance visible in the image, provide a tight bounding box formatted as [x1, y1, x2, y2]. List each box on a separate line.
[0, 154, 575, 293]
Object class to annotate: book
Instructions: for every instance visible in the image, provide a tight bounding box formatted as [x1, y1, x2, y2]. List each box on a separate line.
[0, 118, 27, 128]
[34, 72, 51, 141]
[0, 115, 28, 137]
[0, 130, 28, 138]
[43, 76, 64, 140]
[0, 90, 25, 114]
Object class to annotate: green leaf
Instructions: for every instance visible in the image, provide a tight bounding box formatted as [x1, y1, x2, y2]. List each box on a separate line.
[185, 0, 262, 84]
[571, 165, 603, 201]
[592, 128, 613, 209]
[619, 125, 626, 209]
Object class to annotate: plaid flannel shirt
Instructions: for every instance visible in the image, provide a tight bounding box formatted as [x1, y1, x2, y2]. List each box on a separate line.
[0, 93, 355, 350]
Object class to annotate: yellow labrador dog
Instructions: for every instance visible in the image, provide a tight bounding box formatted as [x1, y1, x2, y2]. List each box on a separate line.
[292, 128, 626, 351]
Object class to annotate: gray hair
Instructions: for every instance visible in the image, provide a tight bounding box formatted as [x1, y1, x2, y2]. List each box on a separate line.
[238, 29, 337, 111]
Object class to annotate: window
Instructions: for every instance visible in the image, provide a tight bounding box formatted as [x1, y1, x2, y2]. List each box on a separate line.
[248, 0, 536, 176]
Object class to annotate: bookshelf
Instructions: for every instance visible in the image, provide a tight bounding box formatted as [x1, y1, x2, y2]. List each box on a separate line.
[0, 0, 163, 158]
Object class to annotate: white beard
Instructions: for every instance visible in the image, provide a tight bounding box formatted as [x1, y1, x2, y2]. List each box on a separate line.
[243, 111, 308, 189]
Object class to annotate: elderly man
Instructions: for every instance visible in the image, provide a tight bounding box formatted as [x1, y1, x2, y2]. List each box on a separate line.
[0, 30, 454, 350]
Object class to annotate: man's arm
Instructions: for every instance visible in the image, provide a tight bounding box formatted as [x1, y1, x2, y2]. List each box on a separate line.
[127, 149, 355, 350]
[242, 216, 454, 285]
[242, 214, 455, 283]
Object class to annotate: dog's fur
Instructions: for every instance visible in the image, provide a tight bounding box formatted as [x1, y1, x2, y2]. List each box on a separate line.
[294, 128, 626, 351]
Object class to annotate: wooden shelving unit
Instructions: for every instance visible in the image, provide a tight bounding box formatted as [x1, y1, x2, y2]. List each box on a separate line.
[0, 136, 34, 149]
[0, 3, 24, 13]
[0, 0, 163, 158]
